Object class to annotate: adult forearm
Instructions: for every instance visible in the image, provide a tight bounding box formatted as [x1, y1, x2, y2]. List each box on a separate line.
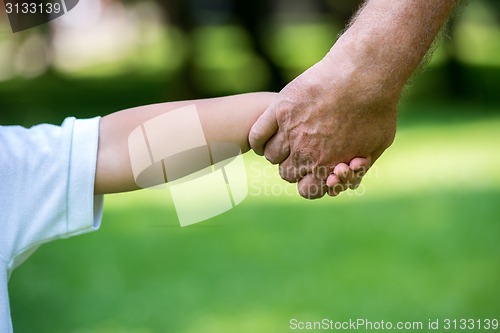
[248, 0, 458, 199]
[326, 0, 458, 99]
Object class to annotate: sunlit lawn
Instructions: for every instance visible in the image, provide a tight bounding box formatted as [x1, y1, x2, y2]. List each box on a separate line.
[9, 107, 500, 333]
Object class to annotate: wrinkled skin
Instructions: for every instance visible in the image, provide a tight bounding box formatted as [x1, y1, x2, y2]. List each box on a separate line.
[249, 56, 398, 199]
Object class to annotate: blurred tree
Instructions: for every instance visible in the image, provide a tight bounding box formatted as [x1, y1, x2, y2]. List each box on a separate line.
[231, 0, 285, 91]
[127, 0, 363, 97]
[142, 0, 283, 97]
[442, 14, 466, 98]
[1, 0, 499, 109]
[439, 0, 500, 102]
[322, 0, 361, 26]
[483, 0, 500, 21]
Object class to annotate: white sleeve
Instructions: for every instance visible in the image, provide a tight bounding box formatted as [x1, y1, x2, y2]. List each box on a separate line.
[0, 116, 103, 272]
[0, 117, 103, 333]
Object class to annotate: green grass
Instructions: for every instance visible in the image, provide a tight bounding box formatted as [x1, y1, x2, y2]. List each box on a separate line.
[8, 112, 500, 333]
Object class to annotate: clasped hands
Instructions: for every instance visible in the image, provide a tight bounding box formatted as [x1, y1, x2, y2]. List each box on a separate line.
[249, 51, 398, 199]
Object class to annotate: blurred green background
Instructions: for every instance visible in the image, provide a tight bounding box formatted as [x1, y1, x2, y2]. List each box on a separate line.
[1, 0, 499, 332]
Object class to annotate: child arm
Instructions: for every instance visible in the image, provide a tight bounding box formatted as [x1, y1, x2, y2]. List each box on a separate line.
[94, 92, 276, 194]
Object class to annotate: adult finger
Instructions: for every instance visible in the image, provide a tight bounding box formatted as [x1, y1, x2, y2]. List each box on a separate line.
[297, 174, 328, 199]
[279, 157, 299, 183]
[264, 129, 290, 164]
[249, 105, 279, 156]
[278, 149, 317, 183]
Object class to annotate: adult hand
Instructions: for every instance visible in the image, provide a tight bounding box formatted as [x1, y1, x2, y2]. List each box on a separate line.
[249, 51, 398, 199]
[249, 0, 457, 199]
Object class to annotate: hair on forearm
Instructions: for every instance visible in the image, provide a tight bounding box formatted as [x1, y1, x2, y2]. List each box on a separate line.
[406, 0, 465, 88]
[336, 0, 368, 41]
[418, 1, 465, 69]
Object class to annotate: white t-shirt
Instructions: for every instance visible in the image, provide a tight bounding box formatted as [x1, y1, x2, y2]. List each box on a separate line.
[0, 117, 104, 332]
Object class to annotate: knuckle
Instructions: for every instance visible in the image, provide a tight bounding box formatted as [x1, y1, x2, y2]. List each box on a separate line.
[279, 163, 299, 183]
[298, 182, 326, 200]
[313, 164, 332, 180]
[265, 152, 280, 165]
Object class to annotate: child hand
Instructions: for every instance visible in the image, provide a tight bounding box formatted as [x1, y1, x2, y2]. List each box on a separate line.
[326, 157, 371, 197]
